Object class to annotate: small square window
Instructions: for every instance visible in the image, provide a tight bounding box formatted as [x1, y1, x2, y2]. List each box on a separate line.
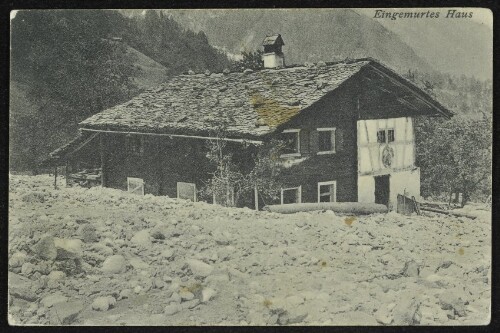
[318, 181, 336, 203]
[281, 186, 301, 204]
[281, 129, 300, 156]
[387, 129, 395, 143]
[377, 130, 386, 143]
[317, 128, 336, 154]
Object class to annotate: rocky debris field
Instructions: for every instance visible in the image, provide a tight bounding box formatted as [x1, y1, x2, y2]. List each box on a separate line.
[8, 174, 491, 325]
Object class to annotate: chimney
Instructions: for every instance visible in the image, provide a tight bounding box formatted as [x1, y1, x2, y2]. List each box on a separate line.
[262, 34, 285, 69]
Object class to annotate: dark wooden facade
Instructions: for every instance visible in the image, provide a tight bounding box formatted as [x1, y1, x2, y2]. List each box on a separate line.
[91, 77, 366, 208]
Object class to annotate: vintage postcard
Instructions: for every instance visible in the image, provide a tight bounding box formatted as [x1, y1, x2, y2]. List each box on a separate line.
[8, 8, 492, 325]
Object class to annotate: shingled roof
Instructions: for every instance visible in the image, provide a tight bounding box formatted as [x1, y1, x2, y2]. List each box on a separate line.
[80, 59, 452, 140]
[263, 34, 284, 46]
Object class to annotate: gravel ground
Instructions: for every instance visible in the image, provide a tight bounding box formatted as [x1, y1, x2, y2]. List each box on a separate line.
[8, 174, 491, 325]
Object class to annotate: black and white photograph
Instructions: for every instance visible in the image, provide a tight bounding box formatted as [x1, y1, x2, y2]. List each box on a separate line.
[8, 7, 492, 326]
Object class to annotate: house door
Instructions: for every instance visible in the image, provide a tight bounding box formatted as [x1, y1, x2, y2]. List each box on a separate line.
[374, 175, 390, 206]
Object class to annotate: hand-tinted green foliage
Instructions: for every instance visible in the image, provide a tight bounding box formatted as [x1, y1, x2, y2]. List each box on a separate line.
[229, 50, 264, 72]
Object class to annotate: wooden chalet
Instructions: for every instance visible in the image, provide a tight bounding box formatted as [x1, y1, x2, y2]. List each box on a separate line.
[47, 35, 453, 210]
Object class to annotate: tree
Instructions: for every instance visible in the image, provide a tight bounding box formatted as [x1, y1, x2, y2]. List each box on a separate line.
[201, 122, 285, 208]
[415, 113, 492, 206]
[230, 50, 264, 71]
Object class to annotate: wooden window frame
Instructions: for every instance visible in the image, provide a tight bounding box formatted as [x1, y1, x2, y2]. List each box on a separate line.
[280, 129, 301, 158]
[387, 129, 395, 143]
[317, 127, 336, 155]
[280, 185, 302, 205]
[317, 180, 337, 203]
[177, 182, 197, 202]
[127, 177, 145, 195]
[377, 128, 395, 144]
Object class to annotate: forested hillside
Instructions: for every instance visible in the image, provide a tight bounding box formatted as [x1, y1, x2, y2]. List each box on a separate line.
[10, 10, 229, 171]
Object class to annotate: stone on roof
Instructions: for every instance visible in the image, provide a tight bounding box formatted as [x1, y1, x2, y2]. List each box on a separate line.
[80, 60, 370, 139]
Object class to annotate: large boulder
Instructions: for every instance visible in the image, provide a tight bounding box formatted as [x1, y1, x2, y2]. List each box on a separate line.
[49, 300, 85, 325]
[54, 238, 83, 260]
[101, 255, 127, 274]
[32, 235, 57, 261]
[9, 272, 39, 302]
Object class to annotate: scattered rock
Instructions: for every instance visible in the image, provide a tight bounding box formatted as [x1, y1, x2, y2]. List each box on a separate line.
[201, 288, 217, 303]
[49, 300, 84, 325]
[185, 259, 214, 278]
[9, 252, 27, 268]
[48, 270, 66, 282]
[402, 260, 421, 277]
[129, 257, 150, 270]
[164, 303, 181, 315]
[21, 262, 35, 276]
[131, 230, 152, 247]
[179, 290, 195, 301]
[9, 272, 38, 302]
[53, 238, 83, 260]
[91, 296, 116, 311]
[392, 295, 422, 325]
[32, 235, 57, 261]
[439, 291, 468, 317]
[78, 224, 99, 243]
[101, 255, 127, 274]
[41, 294, 68, 308]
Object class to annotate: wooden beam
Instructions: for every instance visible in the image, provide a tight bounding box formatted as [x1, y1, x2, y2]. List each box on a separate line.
[99, 133, 106, 187]
[81, 128, 263, 145]
[366, 66, 452, 118]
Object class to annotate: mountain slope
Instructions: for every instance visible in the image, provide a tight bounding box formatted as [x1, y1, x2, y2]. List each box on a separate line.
[9, 10, 228, 171]
[164, 9, 434, 74]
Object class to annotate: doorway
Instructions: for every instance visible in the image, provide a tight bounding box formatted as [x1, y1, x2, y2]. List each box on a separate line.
[374, 175, 390, 206]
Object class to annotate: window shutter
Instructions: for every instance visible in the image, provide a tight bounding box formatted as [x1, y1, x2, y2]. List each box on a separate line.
[310, 130, 319, 154]
[336, 129, 344, 152]
[300, 129, 310, 155]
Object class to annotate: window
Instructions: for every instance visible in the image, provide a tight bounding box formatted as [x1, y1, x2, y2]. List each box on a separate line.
[281, 129, 300, 157]
[177, 182, 196, 202]
[317, 128, 336, 154]
[126, 135, 144, 155]
[318, 181, 337, 203]
[377, 130, 386, 144]
[387, 129, 395, 143]
[127, 177, 144, 195]
[377, 129, 395, 143]
[281, 186, 302, 204]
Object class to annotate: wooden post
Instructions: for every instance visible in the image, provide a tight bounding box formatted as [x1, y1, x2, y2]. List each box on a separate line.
[99, 133, 106, 187]
[254, 185, 259, 211]
[54, 166, 58, 189]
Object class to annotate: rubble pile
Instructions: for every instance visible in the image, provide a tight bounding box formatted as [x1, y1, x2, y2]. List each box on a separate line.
[8, 174, 491, 325]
